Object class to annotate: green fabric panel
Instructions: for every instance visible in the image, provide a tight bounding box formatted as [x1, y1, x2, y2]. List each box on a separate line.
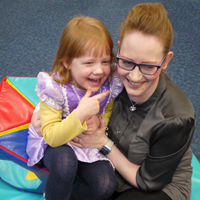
[0, 180, 43, 200]
[0, 160, 41, 190]
[191, 154, 200, 200]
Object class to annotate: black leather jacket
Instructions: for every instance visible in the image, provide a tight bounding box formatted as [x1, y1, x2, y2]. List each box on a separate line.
[108, 73, 195, 199]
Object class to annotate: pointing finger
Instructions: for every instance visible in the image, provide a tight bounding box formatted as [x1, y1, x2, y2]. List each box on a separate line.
[84, 87, 93, 98]
[94, 90, 110, 101]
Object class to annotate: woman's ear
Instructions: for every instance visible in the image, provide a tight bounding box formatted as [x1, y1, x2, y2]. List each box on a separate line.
[117, 41, 121, 55]
[117, 41, 120, 48]
[162, 51, 173, 70]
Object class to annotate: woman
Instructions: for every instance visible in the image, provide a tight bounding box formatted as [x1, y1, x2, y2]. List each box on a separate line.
[71, 3, 195, 200]
[32, 3, 195, 200]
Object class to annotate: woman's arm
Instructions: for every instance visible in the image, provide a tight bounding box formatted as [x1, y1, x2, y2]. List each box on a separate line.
[70, 117, 140, 188]
[107, 144, 140, 188]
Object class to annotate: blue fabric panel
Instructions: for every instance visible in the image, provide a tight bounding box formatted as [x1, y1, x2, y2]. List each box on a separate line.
[0, 128, 48, 193]
[0, 128, 29, 159]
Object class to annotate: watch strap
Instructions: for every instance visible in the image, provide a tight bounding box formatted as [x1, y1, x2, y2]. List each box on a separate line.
[99, 139, 114, 156]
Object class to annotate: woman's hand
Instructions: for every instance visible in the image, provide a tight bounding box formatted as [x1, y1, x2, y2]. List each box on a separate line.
[84, 115, 100, 135]
[71, 116, 140, 187]
[31, 110, 42, 137]
[70, 116, 108, 149]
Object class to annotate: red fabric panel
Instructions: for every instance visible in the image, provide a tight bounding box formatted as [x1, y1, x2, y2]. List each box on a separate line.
[0, 77, 35, 132]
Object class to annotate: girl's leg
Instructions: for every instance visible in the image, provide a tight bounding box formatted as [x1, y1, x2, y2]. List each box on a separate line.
[71, 160, 117, 200]
[111, 188, 171, 200]
[42, 145, 78, 200]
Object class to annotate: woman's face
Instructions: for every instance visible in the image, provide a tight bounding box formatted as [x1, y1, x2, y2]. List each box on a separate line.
[118, 31, 170, 103]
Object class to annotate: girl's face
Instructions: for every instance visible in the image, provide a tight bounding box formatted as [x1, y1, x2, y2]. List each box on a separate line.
[64, 48, 111, 93]
[118, 31, 172, 103]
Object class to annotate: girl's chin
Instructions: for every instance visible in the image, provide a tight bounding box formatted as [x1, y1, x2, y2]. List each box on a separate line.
[83, 85, 100, 93]
[90, 87, 100, 93]
[87, 82, 103, 92]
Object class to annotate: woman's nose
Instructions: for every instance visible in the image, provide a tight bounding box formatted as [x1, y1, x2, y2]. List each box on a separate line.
[128, 66, 143, 80]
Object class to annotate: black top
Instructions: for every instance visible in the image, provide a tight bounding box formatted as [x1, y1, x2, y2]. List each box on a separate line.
[108, 73, 195, 194]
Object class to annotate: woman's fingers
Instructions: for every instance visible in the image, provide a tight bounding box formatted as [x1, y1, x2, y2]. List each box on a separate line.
[98, 116, 106, 130]
[72, 136, 79, 143]
[69, 140, 83, 148]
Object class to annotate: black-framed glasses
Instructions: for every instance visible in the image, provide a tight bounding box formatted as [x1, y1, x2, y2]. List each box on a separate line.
[116, 55, 166, 75]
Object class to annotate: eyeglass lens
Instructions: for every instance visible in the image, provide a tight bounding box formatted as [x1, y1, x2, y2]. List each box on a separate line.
[118, 58, 158, 75]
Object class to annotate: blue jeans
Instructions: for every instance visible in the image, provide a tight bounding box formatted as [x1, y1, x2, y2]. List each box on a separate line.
[42, 145, 117, 200]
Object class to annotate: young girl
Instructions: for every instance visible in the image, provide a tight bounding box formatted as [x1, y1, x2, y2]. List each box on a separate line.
[26, 16, 123, 200]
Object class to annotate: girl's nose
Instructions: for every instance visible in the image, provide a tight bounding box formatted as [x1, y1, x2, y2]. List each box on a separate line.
[93, 63, 104, 74]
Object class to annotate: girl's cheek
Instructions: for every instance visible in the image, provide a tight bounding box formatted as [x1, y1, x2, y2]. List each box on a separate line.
[82, 69, 93, 77]
[102, 66, 111, 77]
[107, 67, 111, 75]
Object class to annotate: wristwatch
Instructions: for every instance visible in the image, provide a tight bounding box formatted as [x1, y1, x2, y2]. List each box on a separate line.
[99, 139, 114, 156]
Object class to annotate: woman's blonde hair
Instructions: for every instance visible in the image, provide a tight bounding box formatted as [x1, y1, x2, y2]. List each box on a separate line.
[49, 16, 114, 85]
[120, 3, 173, 55]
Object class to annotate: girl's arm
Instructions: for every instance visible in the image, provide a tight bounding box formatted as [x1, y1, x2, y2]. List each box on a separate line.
[41, 88, 110, 147]
[40, 101, 87, 147]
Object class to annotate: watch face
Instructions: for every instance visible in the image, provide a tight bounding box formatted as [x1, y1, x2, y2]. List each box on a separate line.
[99, 139, 114, 156]
[99, 146, 110, 156]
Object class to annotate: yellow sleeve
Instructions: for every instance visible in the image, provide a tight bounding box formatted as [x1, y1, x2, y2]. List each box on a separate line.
[100, 101, 114, 127]
[40, 101, 87, 147]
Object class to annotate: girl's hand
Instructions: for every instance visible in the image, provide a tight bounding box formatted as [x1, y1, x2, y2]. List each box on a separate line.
[84, 115, 100, 135]
[70, 116, 108, 149]
[31, 110, 42, 137]
[75, 87, 110, 123]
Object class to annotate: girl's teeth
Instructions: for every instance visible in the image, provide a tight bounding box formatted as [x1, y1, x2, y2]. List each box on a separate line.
[89, 78, 100, 83]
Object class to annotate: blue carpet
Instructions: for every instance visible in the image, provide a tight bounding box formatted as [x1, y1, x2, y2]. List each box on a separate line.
[0, 0, 200, 159]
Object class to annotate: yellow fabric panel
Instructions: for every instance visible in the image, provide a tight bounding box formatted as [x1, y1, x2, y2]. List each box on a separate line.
[26, 171, 38, 181]
[0, 123, 29, 136]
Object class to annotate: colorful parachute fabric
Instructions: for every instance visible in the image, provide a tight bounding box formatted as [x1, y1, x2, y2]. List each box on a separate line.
[0, 76, 48, 199]
[0, 76, 200, 200]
